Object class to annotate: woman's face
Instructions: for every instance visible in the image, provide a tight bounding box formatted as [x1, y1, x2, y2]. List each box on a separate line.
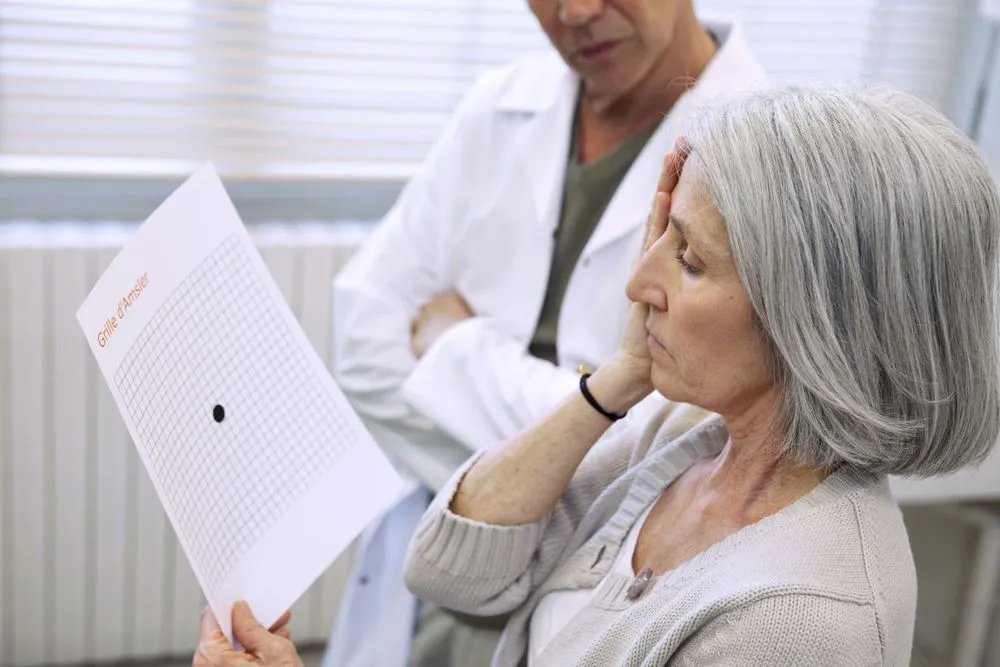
[626, 166, 776, 417]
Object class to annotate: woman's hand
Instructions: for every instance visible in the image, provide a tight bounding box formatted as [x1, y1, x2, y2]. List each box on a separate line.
[193, 602, 301, 667]
[594, 144, 690, 411]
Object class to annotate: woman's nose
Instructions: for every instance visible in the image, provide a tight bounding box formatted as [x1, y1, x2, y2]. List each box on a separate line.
[626, 247, 668, 312]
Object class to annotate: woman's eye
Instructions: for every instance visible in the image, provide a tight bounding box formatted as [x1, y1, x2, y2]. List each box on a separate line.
[675, 246, 702, 276]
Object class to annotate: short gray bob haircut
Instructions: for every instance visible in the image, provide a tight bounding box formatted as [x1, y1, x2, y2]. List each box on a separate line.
[685, 85, 1000, 477]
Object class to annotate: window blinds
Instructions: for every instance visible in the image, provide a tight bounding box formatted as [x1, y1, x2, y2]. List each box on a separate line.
[0, 0, 971, 180]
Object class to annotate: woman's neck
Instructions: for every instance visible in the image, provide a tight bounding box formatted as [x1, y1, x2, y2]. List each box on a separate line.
[704, 391, 829, 520]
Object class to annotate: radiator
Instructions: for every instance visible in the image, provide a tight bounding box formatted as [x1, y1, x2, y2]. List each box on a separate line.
[0, 221, 371, 666]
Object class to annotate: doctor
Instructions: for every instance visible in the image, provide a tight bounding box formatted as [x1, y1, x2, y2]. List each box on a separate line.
[324, 2, 766, 666]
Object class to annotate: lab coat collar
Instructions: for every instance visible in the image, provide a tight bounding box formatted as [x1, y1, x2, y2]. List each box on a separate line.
[495, 52, 579, 236]
[496, 50, 574, 114]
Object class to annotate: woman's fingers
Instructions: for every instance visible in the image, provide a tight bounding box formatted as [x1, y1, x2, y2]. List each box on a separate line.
[194, 607, 241, 667]
[675, 135, 693, 161]
[198, 607, 228, 646]
[231, 602, 275, 651]
[642, 137, 693, 253]
[268, 610, 292, 634]
[643, 192, 671, 253]
[657, 152, 679, 195]
[198, 607, 218, 642]
[643, 159, 671, 251]
[642, 189, 671, 254]
[231, 601, 302, 664]
[193, 605, 297, 667]
[659, 139, 692, 194]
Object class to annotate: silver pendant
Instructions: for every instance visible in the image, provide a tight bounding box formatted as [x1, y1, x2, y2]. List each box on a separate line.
[626, 568, 653, 600]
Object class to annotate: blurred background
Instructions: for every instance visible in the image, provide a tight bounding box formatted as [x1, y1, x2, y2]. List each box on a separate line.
[1, 0, 1000, 665]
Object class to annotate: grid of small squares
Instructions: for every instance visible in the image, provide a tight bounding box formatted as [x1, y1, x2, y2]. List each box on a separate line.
[114, 235, 352, 597]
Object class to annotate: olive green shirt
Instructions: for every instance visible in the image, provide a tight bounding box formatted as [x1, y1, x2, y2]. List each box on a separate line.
[529, 108, 660, 364]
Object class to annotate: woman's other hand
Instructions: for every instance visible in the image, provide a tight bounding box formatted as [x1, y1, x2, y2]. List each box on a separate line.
[193, 602, 301, 667]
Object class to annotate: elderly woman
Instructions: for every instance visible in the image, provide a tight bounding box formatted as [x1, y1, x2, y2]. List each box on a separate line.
[195, 85, 1000, 666]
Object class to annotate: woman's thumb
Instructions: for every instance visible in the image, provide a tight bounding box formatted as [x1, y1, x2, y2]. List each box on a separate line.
[231, 601, 274, 650]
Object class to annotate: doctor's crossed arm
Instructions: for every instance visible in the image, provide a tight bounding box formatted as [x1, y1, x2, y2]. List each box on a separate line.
[410, 290, 474, 360]
[332, 67, 589, 490]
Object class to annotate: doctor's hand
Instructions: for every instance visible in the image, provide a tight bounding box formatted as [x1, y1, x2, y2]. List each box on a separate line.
[411, 290, 474, 359]
[193, 602, 301, 667]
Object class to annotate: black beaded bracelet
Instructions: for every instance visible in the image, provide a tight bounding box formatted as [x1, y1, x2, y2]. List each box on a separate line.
[579, 372, 627, 422]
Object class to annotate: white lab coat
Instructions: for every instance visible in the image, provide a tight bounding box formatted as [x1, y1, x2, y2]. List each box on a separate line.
[323, 20, 766, 667]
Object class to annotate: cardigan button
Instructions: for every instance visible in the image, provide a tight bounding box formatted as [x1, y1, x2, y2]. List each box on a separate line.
[626, 568, 653, 600]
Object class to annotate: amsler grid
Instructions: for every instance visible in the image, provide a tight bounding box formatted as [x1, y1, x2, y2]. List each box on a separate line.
[113, 235, 350, 597]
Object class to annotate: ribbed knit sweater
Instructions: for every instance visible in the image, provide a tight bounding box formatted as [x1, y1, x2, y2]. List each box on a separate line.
[404, 402, 917, 666]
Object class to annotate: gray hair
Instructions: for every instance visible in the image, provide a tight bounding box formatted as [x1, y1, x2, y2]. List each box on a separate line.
[684, 85, 1000, 476]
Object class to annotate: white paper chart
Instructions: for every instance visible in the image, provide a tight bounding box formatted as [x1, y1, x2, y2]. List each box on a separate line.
[76, 164, 404, 643]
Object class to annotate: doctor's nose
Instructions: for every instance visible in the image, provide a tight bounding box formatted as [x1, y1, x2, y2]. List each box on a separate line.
[559, 0, 604, 27]
[626, 248, 668, 312]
